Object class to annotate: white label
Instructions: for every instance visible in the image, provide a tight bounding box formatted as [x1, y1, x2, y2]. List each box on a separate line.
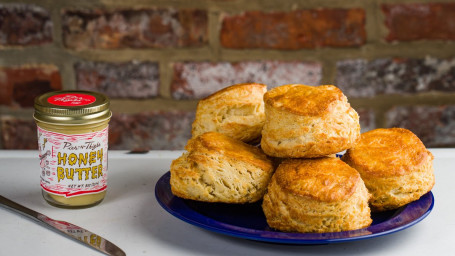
[37, 126, 108, 198]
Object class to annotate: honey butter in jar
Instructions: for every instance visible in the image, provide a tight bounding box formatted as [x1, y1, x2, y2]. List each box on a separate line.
[33, 90, 112, 208]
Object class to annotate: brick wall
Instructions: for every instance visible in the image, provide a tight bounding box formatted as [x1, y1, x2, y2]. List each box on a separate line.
[1, 0, 455, 150]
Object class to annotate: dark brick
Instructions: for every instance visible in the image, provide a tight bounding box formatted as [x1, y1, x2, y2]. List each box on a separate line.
[171, 61, 322, 99]
[386, 105, 455, 147]
[75, 61, 159, 99]
[383, 3, 455, 42]
[357, 108, 375, 133]
[1, 117, 37, 149]
[0, 65, 62, 107]
[109, 111, 194, 150]
[220, 8, 365, 49]
[63, 8, 208, 50]
[0, 4, 52, 46]
[335, 57, 455, 98]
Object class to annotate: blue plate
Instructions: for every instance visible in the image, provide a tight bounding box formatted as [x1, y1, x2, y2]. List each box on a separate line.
[155, 172, 434, 244]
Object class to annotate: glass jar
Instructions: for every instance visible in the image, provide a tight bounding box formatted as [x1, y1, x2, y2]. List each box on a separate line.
[33, 90, 112, 209]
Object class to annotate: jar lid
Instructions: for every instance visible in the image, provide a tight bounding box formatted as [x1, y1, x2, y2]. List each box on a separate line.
[34, 90, 112, 125]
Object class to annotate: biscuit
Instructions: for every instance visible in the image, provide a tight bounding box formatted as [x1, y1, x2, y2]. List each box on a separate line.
[261, 84, 360, 158]
[262, 157, 372, 233]
[342, 128, 435, 211]
[192, 83, 267, 143]
[170, 132, 274, 203]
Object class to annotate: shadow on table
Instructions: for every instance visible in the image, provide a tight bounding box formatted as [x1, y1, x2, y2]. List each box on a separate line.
[142, 197, 416, 256]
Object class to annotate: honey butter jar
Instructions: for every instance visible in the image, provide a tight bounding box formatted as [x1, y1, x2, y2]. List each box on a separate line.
[33, 90, 112, 208]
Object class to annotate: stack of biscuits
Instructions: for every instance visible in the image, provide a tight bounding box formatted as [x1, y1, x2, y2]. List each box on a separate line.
[170, 83, 435, 233]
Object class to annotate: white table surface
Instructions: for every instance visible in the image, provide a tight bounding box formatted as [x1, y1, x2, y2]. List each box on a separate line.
[0, 149, 453, 256]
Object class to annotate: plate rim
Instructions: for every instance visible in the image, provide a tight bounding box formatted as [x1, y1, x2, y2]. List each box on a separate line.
[155, 171, 434, 244]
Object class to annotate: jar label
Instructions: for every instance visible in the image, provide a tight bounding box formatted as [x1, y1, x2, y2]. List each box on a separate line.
[47, 93, 96, 106]
[37, 126, 108, 197]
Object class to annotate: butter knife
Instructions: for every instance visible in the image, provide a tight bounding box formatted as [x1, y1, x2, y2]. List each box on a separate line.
[0, 195, 126, 256]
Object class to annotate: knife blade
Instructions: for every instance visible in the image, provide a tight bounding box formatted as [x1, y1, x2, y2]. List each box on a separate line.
[0, 195, 126, 256]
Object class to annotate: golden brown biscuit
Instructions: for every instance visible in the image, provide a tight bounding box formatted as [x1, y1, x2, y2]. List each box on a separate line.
[261, 84, 360, 158]
[342, 128, 435, 211]
[170, 132, 274, 203]
[192, 83, 267, 143]
[262, 157, 372, 233]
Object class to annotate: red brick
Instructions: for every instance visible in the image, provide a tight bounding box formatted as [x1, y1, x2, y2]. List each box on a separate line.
[109, 111, 194, 150]
[220, 8, 365, 49]
[75, 61, 159, 98]
[1, 117, 37, 149]
[62, 8, 208, 50]
[0, 4, 52, 46]
[383, 3, 455, 42]
[171, 61, 322, 99]
[386, 105, 455, 147]
[0, 65, 62, 107]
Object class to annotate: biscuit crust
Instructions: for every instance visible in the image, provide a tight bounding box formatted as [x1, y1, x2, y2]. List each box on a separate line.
[273, 158, 360, 202]
[192, 83, 267, 143]
[342, 128, 433, 177]
[261, 84, 360, 158]
[342, 128, 435, 211]
[170, 132, 274, 203]
[262, 158, 372, 233]
[264, 84, 343, 116]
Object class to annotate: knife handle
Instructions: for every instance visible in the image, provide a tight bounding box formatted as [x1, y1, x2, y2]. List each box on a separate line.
[0, 195, 41, 220]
